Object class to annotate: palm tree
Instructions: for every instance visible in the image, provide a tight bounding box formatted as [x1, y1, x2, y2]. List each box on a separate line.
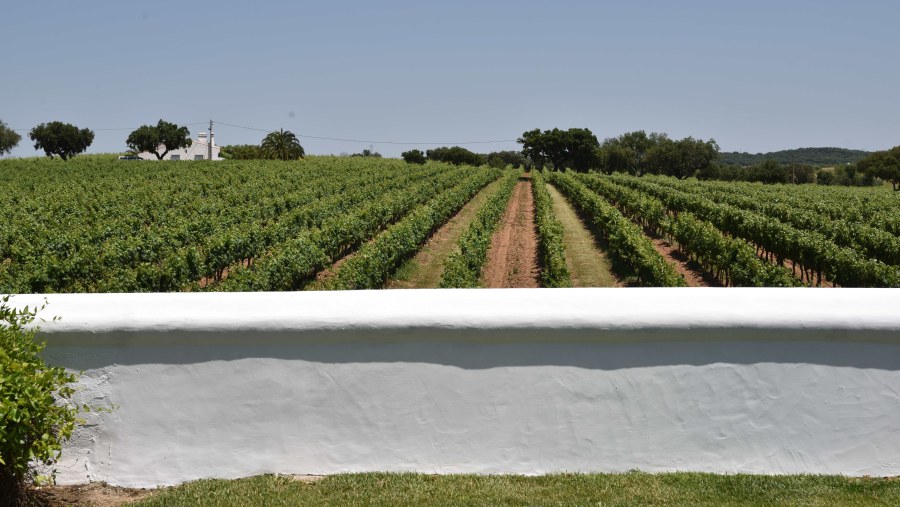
[261, 129, 305, 160]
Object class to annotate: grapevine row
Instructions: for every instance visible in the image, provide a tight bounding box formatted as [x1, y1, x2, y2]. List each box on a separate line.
[439, 171, 521, 288]
[573, 173, 800, 287]
[548, 172, 685, 287]
[609, 174, 900, 287]
[531, 171, 571, 287]
[646, 176, 900, 267]
[217, 167, 494, 291]
[324, 169, 502, 290]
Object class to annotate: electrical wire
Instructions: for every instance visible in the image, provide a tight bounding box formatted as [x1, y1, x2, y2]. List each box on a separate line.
[11, 120, 518, 146]
[213, 121, 517, 145]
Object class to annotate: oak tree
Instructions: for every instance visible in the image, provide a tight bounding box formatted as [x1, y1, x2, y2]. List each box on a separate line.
[0, 120, 21, 155]
[29, 122, 94, 160]
[126, 120, 192, 160]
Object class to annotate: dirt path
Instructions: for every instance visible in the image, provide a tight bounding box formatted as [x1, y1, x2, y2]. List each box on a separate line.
[35, 483, 157, 506]
[546, 183, 621, 287]
[387, 178, 504, 289]
[482, 176, 540, 288]
[649, 237, 723, 287]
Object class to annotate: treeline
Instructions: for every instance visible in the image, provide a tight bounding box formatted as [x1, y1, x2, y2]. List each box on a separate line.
[720, 147, 871, 167]
[519, 128, 720, 180]
[520, 127, 899, 188]
[400, 147, 529, 169]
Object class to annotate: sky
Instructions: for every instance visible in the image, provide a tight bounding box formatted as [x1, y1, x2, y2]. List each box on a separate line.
[2, 0, 898, 158]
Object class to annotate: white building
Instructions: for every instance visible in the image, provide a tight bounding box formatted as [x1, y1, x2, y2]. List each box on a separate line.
[138, 132, 222, 161]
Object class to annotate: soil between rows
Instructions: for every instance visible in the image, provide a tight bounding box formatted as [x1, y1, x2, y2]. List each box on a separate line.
[482, 175, 540, 288]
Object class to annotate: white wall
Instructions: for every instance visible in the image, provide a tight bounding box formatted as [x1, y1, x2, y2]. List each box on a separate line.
[137, 136, 221, 161]
[12, 289, 900, 487]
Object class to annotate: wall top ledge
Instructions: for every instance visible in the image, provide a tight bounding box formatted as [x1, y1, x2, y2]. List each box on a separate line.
[7, 289, 900, 342]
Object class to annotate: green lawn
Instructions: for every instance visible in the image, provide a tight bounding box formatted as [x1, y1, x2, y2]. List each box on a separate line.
[132, 472, 900, 507]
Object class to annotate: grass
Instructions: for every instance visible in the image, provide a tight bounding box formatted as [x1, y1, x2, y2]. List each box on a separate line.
[131, 472, 900, 507]
[387, 177, 504, 289]
[545, 182, 620, 287]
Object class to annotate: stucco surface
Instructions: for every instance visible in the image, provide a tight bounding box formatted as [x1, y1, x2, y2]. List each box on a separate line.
[9, 289, 900, 486]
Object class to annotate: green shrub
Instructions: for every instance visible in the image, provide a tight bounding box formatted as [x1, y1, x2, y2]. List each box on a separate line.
[0, 296, 80, 506]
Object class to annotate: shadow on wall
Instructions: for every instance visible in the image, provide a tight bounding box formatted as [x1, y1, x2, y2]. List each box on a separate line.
[43, 332, 900, 372]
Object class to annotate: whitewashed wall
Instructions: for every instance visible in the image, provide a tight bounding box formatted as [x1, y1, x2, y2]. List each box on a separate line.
[13, 289, 900, 487]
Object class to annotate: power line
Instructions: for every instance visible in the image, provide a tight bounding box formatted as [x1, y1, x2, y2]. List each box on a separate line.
[11, 121, 209, 133]
[10, 120, 518, 146]
[213, 120, 517, 146]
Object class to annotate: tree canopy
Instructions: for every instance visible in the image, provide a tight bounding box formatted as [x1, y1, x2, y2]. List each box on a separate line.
[598, 131, 669, 175]
[426, 146, 484, 166]
[401, 149, 427, 164]
[486, 150, 529, 169]
[858, 146, 900, 191]
[126, 120, 192, 160]
[645, 136, 719, 179]
[261, 129, 305, 160]
[351, 149, 381, 158]
[0, 120, 21, 156]
[518, 128, 599, 172]
[220, 144, 264, 160]
[29, 121, 94, 160]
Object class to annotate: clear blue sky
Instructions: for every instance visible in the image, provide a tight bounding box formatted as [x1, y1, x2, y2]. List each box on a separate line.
[2, 0, 898, 158]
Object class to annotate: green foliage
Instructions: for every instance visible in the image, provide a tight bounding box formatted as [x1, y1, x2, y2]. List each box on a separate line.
[0, 121, 21, 156]
[644, 136, 719, 179]
[612, 174, 900, 287]
[720, 147, 872, 167]
[549, 172, 686, 287]
[0, 296, 80, 504]
[426, 146, 484, 166]
[261, 129, 305, 160]
[531, 171, 571, 287]
[814, 165, 877, 187]
[126, 120, 192, 160]
[401, 149, 427, 165]
[485, 150, 528, 169]
[439, 171, 520, 287]
[218, 162, 475, 291]
[325, 168, 500, 289]
[575, 173, 800, 287]
[28, 121, 94, 160]
[598, 130, 669, 176]
[220, 144, 264, 160]
[700, 160, 817, 184]
[350, 149, 381, 158]
[858, 146, 900, 191]
[518, 128, 599, 172]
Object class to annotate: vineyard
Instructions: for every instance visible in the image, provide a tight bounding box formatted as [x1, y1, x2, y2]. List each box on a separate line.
[1, 155, 898, 293]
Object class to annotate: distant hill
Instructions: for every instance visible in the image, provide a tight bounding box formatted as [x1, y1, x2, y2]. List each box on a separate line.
[719, 147, 871, 167]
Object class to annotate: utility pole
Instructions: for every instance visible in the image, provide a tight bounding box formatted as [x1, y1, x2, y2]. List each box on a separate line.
[208, 120, 213, 161]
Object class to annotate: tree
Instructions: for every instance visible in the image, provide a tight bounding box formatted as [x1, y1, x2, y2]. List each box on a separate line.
[351, 149, 382, 158]
[126, 120, 192, 160]
[0, 120, 21, 156]
[221, 144, 264, 160]
[645, 137, 719, 179]
[600, 131, 668, 175]
[597, 143, 633, 175]
[518, 128, 600, 172]
[859, 146, 900, 191]
[426, 146, 485, 166]
[401, 149, 427, 164]
[28, 122, 94, 160]
[486, 151, 528, 169]
[261, 129, 305, 160]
